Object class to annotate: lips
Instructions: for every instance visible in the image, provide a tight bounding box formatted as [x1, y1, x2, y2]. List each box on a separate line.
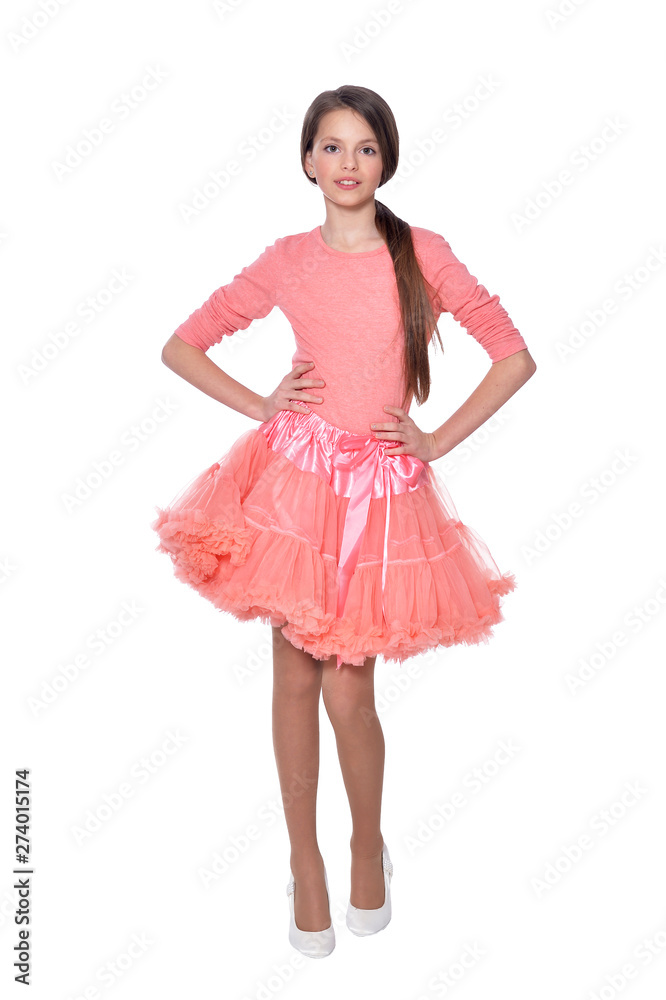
[335, 179, 360, 187]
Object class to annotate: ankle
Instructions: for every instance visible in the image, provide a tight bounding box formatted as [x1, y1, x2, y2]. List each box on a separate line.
[290, 848, 324, 873]
[349, 832, 384, 859]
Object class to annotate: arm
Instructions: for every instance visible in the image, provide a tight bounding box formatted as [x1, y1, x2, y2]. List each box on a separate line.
[161, 334, 266, 422]
[432, 348, 537, 459]
[160, 237, 283, 421]
[423, 231, 537, 458]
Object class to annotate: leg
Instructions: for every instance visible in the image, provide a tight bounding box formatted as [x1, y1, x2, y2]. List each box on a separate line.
[271, 625, 330, 932]
[321, 655, 386, 909]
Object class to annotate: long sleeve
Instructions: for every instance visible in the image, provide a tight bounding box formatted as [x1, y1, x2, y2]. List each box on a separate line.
[424, 232, 527, 363]
[174, 238, 282, 351]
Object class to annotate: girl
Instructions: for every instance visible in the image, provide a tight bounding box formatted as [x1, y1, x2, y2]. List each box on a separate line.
[152, 85, 536, 959]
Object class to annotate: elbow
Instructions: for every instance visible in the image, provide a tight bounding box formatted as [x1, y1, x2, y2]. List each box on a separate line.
[161, 333, 195, 369]
[161, 334, 177, 367]
[513, 348, 537, 379]
[491, 348, 537, 389]
[492, 348, 536, 374]
[519, 353, 537, 387]
[522, 353, 537, 377]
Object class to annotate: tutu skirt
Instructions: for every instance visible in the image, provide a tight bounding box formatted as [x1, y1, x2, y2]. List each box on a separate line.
[151, 406, 517, 668]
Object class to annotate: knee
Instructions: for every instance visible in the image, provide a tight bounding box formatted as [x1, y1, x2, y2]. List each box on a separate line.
[322, 680, 376, 728]
[273, 661, 322, 699]
[271, 628, 322, 697]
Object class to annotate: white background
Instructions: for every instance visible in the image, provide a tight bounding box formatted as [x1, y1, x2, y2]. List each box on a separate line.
[2, 0, 665, 996]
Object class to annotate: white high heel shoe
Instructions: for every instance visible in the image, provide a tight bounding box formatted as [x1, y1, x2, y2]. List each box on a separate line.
[346, 841, 393, 936]
[286, 866, 336, 958]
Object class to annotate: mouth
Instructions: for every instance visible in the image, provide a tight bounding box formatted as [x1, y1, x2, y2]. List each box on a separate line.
[334, 179, 360, 189]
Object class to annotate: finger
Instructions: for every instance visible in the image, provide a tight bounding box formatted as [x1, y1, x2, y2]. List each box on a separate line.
[289, 384, 324, 400]
[373, 425, 406, 436]
[291, 377, 324, 391]
[382, 410, 411, 427]
[371, 421, 404, 432]
[376, 436, 406, 444]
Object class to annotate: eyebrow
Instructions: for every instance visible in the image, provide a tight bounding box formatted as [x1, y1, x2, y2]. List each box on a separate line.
[318, 136, 378, 144]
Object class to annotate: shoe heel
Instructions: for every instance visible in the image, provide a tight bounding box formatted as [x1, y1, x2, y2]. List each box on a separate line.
[286, 865, 336, 958]
[346, 841, 393, 937]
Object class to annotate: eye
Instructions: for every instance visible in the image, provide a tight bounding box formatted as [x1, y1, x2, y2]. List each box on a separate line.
[322, 144, 378, 155]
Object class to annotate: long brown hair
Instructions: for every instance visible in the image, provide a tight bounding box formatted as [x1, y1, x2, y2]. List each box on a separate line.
[300, 85, 444, 407]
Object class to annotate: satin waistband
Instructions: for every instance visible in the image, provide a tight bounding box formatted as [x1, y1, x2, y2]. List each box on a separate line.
[260, 406, 429, 498]
[260, 407, 430, 666]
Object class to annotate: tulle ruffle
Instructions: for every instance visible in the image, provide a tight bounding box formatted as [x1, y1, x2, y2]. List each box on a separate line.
[151, 408, 516, 667]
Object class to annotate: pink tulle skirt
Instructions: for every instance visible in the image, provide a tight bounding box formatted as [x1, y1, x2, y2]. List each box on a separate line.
[151, 406, 517, 668]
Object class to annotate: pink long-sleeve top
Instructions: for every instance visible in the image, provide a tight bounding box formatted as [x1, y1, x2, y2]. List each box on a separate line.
[173, 224, 528, 436]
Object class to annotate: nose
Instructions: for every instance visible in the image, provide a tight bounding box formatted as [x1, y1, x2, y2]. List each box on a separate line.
[340, 154, 358, 171]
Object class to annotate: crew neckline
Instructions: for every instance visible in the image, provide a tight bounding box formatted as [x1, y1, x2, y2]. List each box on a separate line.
[315, 225, 389, 258]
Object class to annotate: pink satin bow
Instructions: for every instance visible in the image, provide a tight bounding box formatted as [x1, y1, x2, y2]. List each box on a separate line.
[259, 409, 428, 669]
[331, 433, 425, 668]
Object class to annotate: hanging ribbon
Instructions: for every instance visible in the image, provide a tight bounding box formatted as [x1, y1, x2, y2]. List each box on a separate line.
[260, 409, 428, 669]
[331, 434, 425, 668]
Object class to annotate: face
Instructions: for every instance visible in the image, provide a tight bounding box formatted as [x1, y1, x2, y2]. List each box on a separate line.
[305, 108, 383, 205]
